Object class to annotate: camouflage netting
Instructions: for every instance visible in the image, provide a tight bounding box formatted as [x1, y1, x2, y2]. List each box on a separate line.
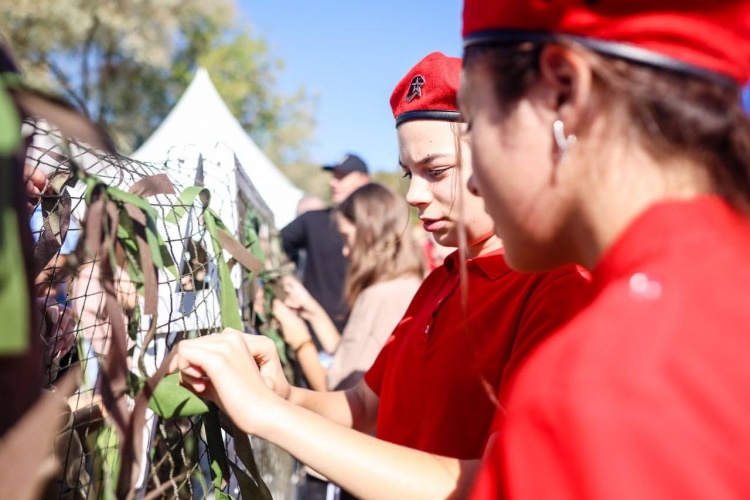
[24, 120, 297, 500]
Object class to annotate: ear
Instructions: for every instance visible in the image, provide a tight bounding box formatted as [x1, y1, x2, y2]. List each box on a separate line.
[536, 44, 593, 133]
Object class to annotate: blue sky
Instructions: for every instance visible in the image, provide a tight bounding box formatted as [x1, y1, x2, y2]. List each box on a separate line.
[236, 1, 463, 172]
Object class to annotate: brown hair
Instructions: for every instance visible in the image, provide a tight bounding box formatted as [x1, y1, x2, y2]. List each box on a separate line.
[338, 183, 425, 307]
[463, 42, 750, 211]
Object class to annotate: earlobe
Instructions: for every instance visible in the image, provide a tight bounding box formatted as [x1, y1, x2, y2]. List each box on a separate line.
[538, 44, 592, 132]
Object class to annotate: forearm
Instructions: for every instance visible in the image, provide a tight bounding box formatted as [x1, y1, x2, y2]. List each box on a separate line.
[254, 400, 480, 500]
[286, 378, 379, 433]
[294, 342, 328, 392]
[287, 385, 362, 429]
[307, 308, 341, 353]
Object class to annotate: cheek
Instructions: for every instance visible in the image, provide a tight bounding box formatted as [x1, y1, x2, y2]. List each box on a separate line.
[469, 141, 508, 218]
[428, 180, 452, 213]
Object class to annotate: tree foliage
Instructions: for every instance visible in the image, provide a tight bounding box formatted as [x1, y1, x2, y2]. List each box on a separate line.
[1, 0, 316, 164]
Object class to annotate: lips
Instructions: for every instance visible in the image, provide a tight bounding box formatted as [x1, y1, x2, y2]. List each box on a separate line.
[420, 217, 447, 232]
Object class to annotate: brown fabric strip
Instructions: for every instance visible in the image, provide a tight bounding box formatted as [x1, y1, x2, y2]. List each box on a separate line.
[128, 174, 176, 198]
[0, 368, 80, 500]
[14, 90, 115, 153]
[92, 200, 134, 499]
[128, 342, 173, 495]
[217, 227, 263, 274]
[28, 144, 70, 167]
[32, 189, 71, 276]
[83, 190, 104, 259]
[124, 204, 157, 315]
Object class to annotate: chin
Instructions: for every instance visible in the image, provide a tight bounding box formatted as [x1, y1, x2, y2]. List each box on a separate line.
[504, 242, 569, 273]
[433, 232, 458, 249]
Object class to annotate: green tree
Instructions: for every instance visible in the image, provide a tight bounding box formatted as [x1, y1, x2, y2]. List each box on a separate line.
[1, 0, 315, 164]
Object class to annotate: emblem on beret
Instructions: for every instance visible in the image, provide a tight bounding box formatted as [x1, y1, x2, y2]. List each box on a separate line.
[405, 75, 425, 103]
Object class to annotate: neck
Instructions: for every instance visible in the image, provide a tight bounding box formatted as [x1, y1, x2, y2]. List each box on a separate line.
[572, 147, 715, 269]
[467, 233, 503, 258]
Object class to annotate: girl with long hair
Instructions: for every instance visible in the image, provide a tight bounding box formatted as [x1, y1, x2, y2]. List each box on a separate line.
[274, 182, 425, 392]
[458, 1, 750, 497]
[167, 52, 590, 498]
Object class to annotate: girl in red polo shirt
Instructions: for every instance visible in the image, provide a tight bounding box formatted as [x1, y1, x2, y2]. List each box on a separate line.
[169, 52, 590, 498]
[458, 1, 750, 498]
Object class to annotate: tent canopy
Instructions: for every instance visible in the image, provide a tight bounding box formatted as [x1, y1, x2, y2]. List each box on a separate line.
[133, 68, 302, 228]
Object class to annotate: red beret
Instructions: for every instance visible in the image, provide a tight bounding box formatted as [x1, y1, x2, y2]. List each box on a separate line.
[462, 0, 750, 85]
[390, 52, 463, 128]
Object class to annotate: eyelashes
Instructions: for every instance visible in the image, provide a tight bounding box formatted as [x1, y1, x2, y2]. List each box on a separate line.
[401, 166, 454, 180]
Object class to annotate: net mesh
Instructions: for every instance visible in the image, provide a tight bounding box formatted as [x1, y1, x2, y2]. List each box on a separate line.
[26, 120, 295, 499]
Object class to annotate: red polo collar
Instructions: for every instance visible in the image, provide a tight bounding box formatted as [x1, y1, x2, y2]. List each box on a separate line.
[443, 248, 511, 281]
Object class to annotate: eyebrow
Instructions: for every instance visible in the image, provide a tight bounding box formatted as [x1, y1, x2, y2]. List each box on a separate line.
[398, 153, 454, 169]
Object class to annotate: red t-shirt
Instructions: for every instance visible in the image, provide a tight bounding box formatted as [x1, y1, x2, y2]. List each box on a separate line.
[472, 197, 750, 498]
[364, 248, 591, 459]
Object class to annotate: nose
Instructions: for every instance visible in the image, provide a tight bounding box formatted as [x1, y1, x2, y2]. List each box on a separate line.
[405, 175, 432, 209]
[467, 173, 481, 197]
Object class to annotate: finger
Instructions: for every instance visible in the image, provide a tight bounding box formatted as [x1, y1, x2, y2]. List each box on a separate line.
[243, 336, 281, 367]
[272, 299, 292, 315]
[244, 334, 276, 356]
[24, 166, 48, 196]
[169, 337, 231, 375]
[25, 178, 41, 198]
[283, 296, 301, 309]
[179, 371, 208, 393]
[181, 366, 204, 379]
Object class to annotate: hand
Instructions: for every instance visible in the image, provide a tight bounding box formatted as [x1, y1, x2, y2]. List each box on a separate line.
[41, 302, 76, 359]
[168, 329, 284, 435]
[23, 164, 47, 211]
[272, 299, 312, 348]
[253, 285, 266, 317]
[281, 276, 322, 319]
[242, 332, 292, 401]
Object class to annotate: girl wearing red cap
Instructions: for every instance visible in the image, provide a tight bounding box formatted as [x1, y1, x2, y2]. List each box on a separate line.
[168, 52, 590, 498]
[458, 1, 750, 498]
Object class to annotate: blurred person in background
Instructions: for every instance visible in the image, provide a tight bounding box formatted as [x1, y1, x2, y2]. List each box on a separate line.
[281, 154, 370, 335]
[291, 193, 328, 282]
[275, 183, 425, 393]
[295, 194, 326, 217]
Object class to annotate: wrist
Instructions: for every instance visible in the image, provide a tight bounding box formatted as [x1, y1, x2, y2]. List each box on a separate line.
[291, 338, 315, 353]
[304, 301, 326, 318]
[242, 393, 293, 438]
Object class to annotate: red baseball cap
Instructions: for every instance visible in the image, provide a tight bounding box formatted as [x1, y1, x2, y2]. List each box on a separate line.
[390, 52, 463, 128]
[462, 0, 750, 85]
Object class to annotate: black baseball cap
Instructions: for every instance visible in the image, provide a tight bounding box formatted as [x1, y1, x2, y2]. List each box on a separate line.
[322, 154, 369, 174]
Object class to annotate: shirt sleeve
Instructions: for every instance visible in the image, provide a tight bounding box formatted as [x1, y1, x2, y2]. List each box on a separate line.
[501, 269, 591, 390]
[327, 291, 376, 390]
[363, 334, 392, 396]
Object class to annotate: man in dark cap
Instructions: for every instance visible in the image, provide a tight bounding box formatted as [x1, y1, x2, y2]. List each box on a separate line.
[281, 154, 370, 334]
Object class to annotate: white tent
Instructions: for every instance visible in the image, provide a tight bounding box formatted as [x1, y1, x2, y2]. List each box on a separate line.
[133, 68, 302, 228]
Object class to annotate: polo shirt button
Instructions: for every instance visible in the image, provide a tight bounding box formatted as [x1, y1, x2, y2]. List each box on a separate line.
[424, 325, 430, 334]
[629, 272, 662, 300]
